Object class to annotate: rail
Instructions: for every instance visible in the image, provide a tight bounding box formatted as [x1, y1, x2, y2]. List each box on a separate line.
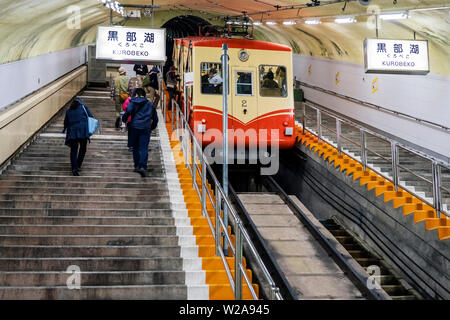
[170, 99, 283, 300]
[297, 81, 450, 132]
[299, 100, 450, 218]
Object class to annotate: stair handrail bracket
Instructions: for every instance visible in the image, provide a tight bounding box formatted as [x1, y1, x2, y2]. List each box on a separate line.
[300, 100, 450, 218]
[171, 99, 283, 300]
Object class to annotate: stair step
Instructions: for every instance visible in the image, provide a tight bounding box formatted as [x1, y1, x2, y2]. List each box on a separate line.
[0, 245, 183, 258]
[0, 235, 182, 246]
[0, 257, 186, 271]
[0, 225, 179, 235]
[0, 271, 188, 286]
[0, 208, 174, 217]
[0, 285, 191, 300]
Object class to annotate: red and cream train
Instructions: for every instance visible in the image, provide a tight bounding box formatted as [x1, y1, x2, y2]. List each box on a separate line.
[171, 36, 296, 149]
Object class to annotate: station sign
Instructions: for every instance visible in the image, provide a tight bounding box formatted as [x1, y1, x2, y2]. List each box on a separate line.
[364, 38, 429, 75]
[96, 26, 166, 63]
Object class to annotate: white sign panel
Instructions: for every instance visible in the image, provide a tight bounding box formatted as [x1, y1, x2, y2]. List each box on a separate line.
[364, 38, 429, 75]
[184, 72, 194, 87]
[96, 26, 166, 63]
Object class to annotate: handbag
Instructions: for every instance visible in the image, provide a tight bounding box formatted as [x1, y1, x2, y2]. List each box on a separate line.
[119, 91, 129, 103]
[82, 106, 99, 137]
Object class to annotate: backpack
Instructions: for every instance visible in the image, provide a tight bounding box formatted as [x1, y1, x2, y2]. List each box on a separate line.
[142, 75, 151, 87]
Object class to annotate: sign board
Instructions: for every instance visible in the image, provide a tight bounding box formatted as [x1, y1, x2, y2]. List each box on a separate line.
[364, 38, 429, 75]
[96, 26, 166, 64]
[184, 72, 194, 87]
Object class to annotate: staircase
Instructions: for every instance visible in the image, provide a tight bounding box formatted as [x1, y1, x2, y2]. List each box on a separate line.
[0, 89, 199, 299]
[321, 219, 420, 300]
[297, 106, 450, 215]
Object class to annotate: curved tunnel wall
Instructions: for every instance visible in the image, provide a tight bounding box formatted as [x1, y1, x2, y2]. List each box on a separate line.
[0, 1, 448, 159]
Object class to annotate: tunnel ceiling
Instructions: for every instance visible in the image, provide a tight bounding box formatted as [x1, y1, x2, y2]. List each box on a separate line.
[0, 0, 449, 75]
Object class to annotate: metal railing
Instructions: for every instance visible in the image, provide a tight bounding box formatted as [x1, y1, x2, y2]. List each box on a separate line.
[298, 81, 450, 133]
[170, 99, 283, 300]
[300, 101, 450, 218]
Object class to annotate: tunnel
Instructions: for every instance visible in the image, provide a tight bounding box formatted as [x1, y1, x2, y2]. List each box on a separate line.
[0, 0, 448, 306]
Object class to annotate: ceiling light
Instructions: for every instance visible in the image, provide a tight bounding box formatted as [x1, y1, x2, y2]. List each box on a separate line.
[253, 21, 262, 25]
[335, 16, 356, 23]
[379, 12, 408, 20]
[266, 21, 277, 25]
[283, 20, 296, 25]
[305, 19, 321, 24]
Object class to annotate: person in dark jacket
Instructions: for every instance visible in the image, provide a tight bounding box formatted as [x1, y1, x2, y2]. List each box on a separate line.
[122, 88, 159, 177]
[63, 97, 94, 176]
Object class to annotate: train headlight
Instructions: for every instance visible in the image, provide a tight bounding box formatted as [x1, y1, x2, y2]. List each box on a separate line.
[285, 127, 294, 136]
[238, 50, 249, 62]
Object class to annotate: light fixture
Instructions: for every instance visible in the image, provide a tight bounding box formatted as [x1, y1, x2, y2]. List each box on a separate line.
[283, 20, 296, 25]
[305, 18, 321, 24]
[266, 21, 277, 25]
[379, 12, 408, 20]
[335, 16, 356, 23]
[253, 21, 262, 25]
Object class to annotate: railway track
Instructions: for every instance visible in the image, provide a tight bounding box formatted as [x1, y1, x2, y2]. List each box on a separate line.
[225, 169, 422, 300]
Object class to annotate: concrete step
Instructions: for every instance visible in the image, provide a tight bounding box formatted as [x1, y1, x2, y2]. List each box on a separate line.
[0, 245, 182, 258]
[0, 225, 178, 235]
[0, 285, 189, 300]
[0, 235, 182, 246]
[0, 271, 187, 286]
[0, 257, 185, 271]
[0, 175, 169, 184]
[0, 208, 174, 217]
[0, 187, 168, 196]
[0, 200, 171, 210]
[0, 193, 170, 202]
[2, 169, 165, 176]
[0, 216, 176, 226]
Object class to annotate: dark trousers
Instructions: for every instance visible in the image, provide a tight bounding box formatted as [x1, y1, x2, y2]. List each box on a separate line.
[167, 87, 175, 110]
[68, 138, 88, 171]
[127, 122, 132, 148]
[129, 127, 151, 170]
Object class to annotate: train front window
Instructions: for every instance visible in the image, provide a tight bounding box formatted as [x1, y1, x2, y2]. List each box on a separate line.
[201, 62, 223, 95]
[259, 65, 287, 97]
[236, 71, 253, 96]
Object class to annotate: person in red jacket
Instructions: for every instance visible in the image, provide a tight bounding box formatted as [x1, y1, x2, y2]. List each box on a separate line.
[122, 89, 136, 152]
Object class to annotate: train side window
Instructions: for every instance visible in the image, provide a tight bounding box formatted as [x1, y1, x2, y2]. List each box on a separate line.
[201, 62, 223, 95]
[236, 71, 253, 96]
[259, 65, 287, 97]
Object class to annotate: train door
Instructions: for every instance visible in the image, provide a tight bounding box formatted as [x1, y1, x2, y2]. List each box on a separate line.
[230, 67, 258, 147]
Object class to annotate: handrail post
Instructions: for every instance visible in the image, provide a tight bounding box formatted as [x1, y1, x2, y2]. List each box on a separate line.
[336, 119, 342, 155]
[317, 109, 322, 143]
[391, 142, 399, 191]
[432, 162, 442, 218]
[192, 142, 196, 188]
[215, 185, 222, 256]
[221, 43, 229, 255]
[201, 157, 207, 217]
[171, 99, 175, 130]
[235, 223, 243, 300]
[360, 130, 367, 171]
[271, 286, 280, 300]
[302, 102, 306, 134]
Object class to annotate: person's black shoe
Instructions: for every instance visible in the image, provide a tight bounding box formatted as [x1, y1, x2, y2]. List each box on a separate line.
[128, 147, 133, 152]
[72, 170, 80, 176]
[136, 168, 147, 177]
[115, 117, 121, 129]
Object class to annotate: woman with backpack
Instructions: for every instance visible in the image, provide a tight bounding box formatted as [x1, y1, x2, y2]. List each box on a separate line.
[63, 97, 94, 176]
